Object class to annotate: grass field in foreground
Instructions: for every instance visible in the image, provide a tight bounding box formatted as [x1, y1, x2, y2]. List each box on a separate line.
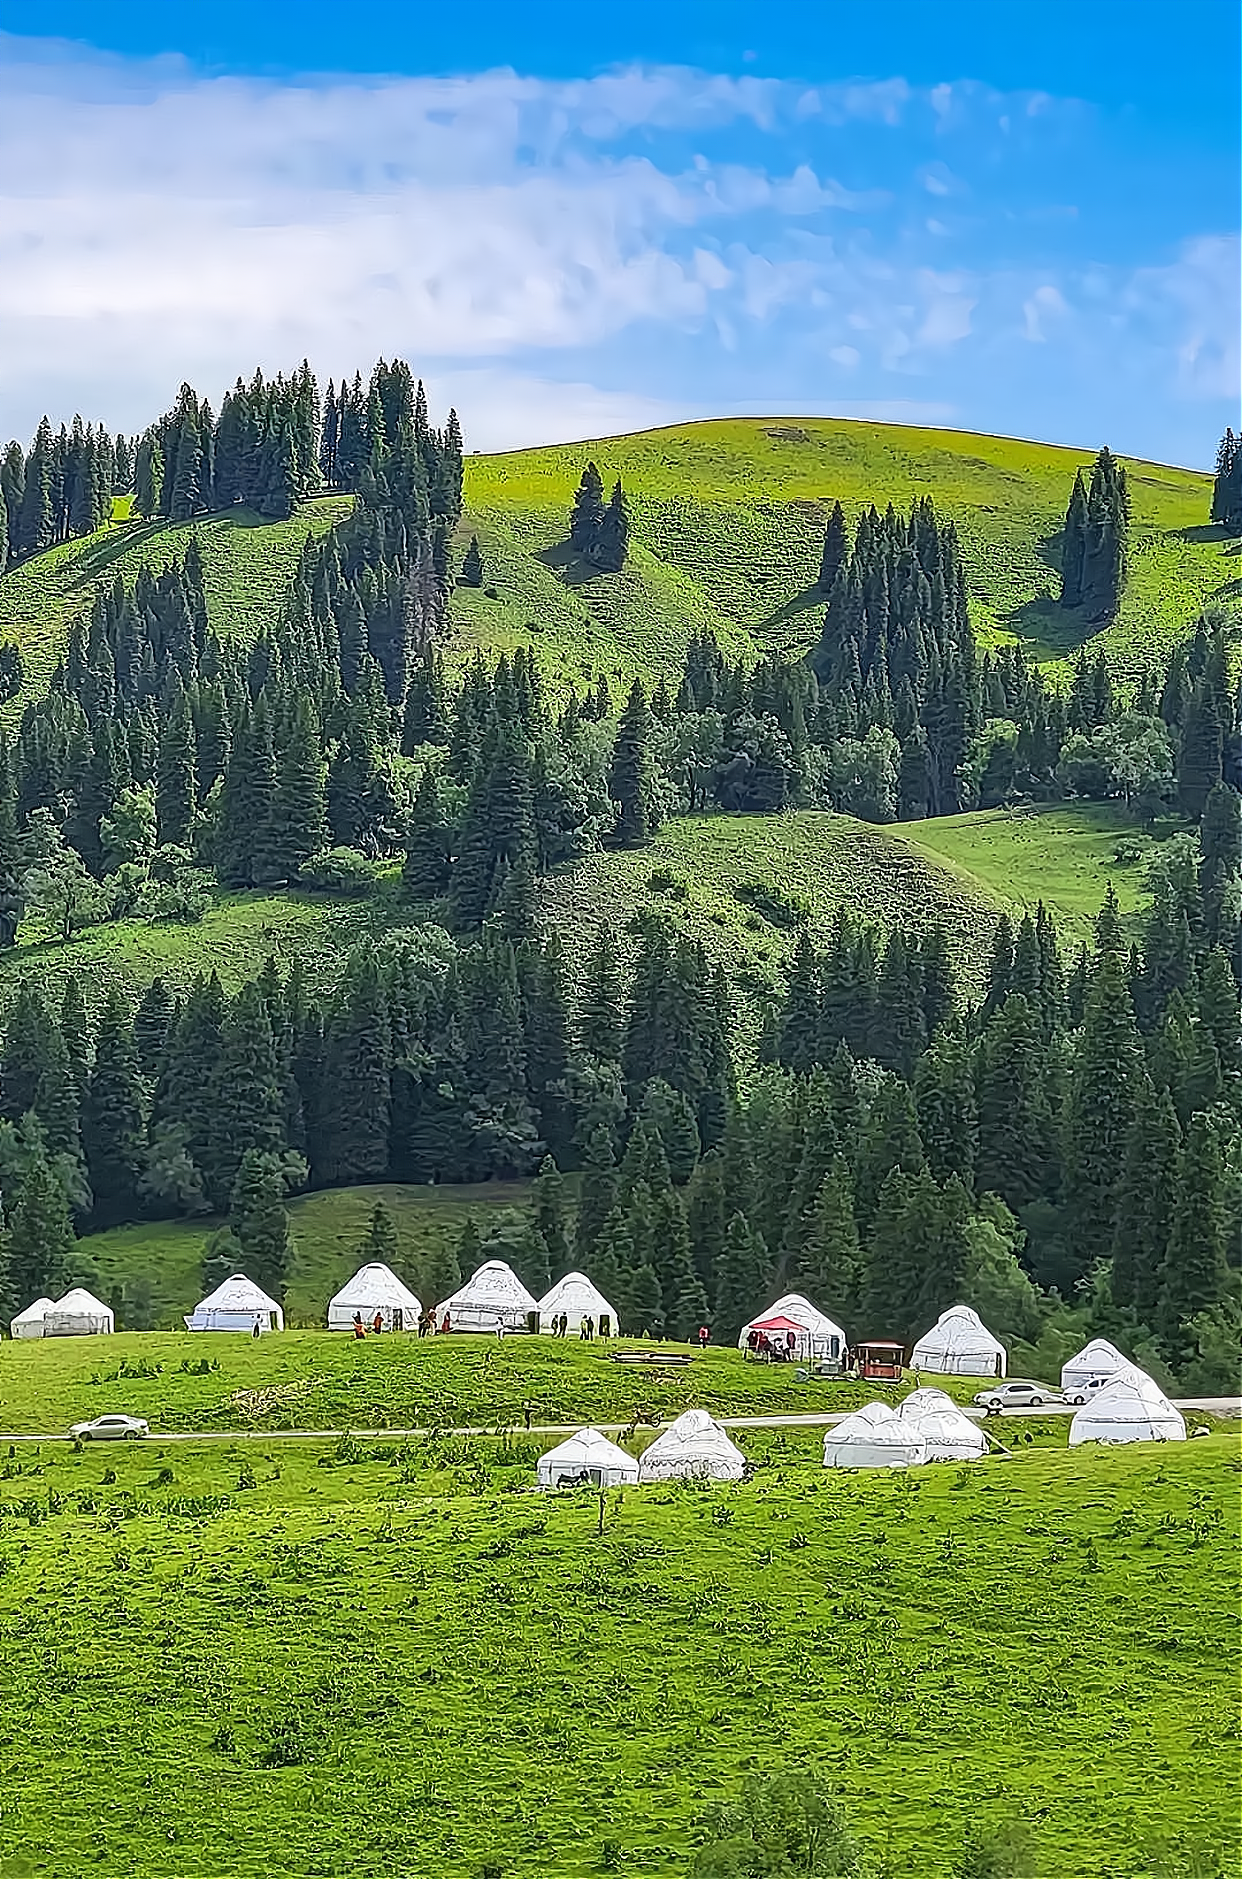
[0, 1434, 1235, 1878]
[0, 1328, 987, 1436]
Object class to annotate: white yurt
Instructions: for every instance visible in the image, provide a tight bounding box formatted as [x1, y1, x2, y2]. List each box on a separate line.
[435, 1260, 537, 1333]
[327, 1263, 422, 1332]
[902, 1406, 988, 1463]
[898, 1386, 957, 1417]
[9, 1296, 55, 1340]
[738, 1293, 848, 1363]
[537, 1427, 640, 1489]
[911, 1305, 1007, 1378]
[822, 1403, 927, 1469]
[537, 1271, 619, 1335]
[1061, 1338, 1127, 1397]
[1068, 1367, 1185, 1447]
[184, 1274, 284, 1334]
[637, 1409, 746, 1483]
[42, 1288, 114, 1337]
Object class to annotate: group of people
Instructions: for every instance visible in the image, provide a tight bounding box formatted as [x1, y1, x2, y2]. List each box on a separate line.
[547, 1313, 611, 1340]
[744, 1327, 801, 1363]
[351, 1309, 453, 1339]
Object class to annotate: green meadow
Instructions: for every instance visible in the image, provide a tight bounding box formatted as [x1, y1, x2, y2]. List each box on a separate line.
[0, 1430, 1234, 1878]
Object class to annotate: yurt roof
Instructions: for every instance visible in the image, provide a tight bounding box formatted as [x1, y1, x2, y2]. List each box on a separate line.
[742, 1292, 846, 1344]
[903, 1407, 987, 1452]
[913, 1304, 1005, 1355]
[641, 1408, 745, 1464]
[898, 1386, 957, 1418]
[440, 1259, 537, 1314]
[1069, 1366, 1184, 1439]
[1062, 1337, 1127, 1375]
[540, 1427, 637, 1471]
[329, 1263, 422, 1313]
[11, 1296, 55, 1325]
[828, 1404, 906, 1443]
[51, 1287, 112, 1315]
[538, 1271, 617, 1318]
[196, 1273, 282, 1315]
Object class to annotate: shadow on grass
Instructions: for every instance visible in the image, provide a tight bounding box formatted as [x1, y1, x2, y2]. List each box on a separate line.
[757, 583, 826, 633]
[1171, 523, 1237, 547]
[535, 540, 613, 588]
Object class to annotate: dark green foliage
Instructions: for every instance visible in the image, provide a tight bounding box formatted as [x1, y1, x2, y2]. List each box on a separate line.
[608, 680, 660, 845]
[460, 535, 485, 587]
[1159, 1114, 1229, 1353]
[568, 462, 605, 555]
[1061, 448, 1129, 621]
[229, 1150, 291, 1301]
[1210, 427, 1242, 531]
[402, 764, 450, 899]
[82, 988, 146, 1224]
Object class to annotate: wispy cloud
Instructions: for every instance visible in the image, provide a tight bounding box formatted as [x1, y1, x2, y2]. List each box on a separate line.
[0, 34, 1236, 463]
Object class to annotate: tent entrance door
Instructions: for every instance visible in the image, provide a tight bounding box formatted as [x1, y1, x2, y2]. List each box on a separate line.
[392, 1309, 404, 1331]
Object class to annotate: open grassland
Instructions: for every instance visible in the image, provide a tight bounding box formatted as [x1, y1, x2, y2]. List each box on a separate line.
[0, 1326, 978, 1437]
[77, 1179, 538, 1332]
[0, 497, 350, 700]
[462, 417, 1229, 676]
[0, 1432, 1235, 1878]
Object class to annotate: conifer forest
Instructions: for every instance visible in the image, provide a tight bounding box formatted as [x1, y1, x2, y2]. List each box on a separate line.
[0, 360, 1239, 1394]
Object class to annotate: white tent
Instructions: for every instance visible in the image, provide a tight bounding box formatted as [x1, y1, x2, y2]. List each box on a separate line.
[898, 1386, 957, 1417]
[1068, 1367, 1185, 1447]
[184, 1273, 284, 1334]
[1061, 1338, 1127, 1397]
[42, 1288, 114, 1337]
[637, 1409, 746, 1483]
[902, 1407, 987, 1462]
[537, 1271, 619, 1335]
[911, 1305, 1007, 1378]
[327, 1262, 422, 1332]
[537, 1427, 640, 1489]
[738, 1292, 847, 1363]
[435, 1260, 537, 1333]
[9, 1296, 55, 1340]
[822, 1403, 927, 1469]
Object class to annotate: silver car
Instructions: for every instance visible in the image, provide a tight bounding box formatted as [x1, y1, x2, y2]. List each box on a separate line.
[70, 1414, 150, 1441]
[973, 1379, 1056, 1411]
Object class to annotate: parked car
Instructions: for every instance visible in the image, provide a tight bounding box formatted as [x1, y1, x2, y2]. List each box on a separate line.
[973, 1380, 1058, 1411]
[1061, 1374, 1117, 1407]
[69, 1414, 149, 1441]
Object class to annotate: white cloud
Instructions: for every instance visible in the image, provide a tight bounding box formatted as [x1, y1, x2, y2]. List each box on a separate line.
[1022, 283, 1069, 342]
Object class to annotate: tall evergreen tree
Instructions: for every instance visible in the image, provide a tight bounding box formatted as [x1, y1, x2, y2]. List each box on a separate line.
[82, 988, 146, 1223]
[608, 680, 660, 844]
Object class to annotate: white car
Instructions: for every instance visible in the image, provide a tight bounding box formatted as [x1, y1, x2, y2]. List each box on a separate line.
[70, 1414, 150, 1441]
[1061, 1375, 1116, 1408]
[973, 1380, 1057, 1412]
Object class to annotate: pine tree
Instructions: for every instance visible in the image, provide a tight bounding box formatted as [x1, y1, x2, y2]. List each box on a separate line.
[516, 1217, 551, 1299]
[609, 680, 659, 844]
[1158, 1114, 1228, 1351]
[356, 1200, 400, 1269]
[7, 1148, 75, 1303]
[259, 696, 328, 884]
[229, 1150, 290, 1299]
[1178, 683, 1223, 819]
[460, 535, 485, 587]
[200, 982, 286, 1207]
[580, 927, 625, 1062]
[319, 949, 391, 1185]
[532, 1156, 572, 1276]
[1111, 1082, 1179, 1318]
[794, 1158, 861, 1320]
[714, 1211, 769, 1342]
[686, 1151, 727, 1295]
[1059, 471, 1088, 607]
[569, 462, 605, 555]
[592, 481, 630, 572]
[402, 764, 450, 898]
[155, 680, 197, 847]
[82, 988, 146, 1223]
[818, 501, 849, 593]
[1062, 954, 1143, 1280]
[133, 977, 175, 1078]
[1199, 785, 1242, 942]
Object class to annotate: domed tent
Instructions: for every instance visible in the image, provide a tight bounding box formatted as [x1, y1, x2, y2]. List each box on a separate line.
[911, 1305, 1007, 1378]
[823, 1403, 927, 1469]
[901, 1405, 987, 1462]
[435, 1260, 537, 1333]
[537, 1271, 619, 1336]
[42, 1288, 114, 1337]
[537, 1427, 639, 1489]
[184, 1274, 283, 1334]
[1068, 1367, 1185, 1447]
[327, 1263, 422, 1332]
[738, 1293, 847, 1364]
[898, 1386, 957, 1417]
[637, 1409, 746, 1483]
[1061, 1338, 1127, 1398]
[10, 1296, 55, 1340]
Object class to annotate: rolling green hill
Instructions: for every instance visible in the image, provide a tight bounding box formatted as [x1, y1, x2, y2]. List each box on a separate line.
[0, 1428, 1235, 1877]
[0, 420, 1227, 711]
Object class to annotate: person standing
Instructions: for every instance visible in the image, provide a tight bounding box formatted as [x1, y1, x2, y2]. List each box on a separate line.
[697, 1325, 710, 1352]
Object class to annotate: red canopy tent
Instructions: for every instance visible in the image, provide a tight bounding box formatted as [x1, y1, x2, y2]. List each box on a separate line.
[749, 1315, 805, 1334]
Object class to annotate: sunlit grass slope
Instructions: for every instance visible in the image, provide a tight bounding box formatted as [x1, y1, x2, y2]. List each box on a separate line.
[460, 416, 1230, 676]
[0, 1433, 1235, 1877]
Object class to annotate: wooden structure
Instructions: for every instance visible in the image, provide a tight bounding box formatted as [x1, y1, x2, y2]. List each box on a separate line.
[855, 1339, 905, 1382]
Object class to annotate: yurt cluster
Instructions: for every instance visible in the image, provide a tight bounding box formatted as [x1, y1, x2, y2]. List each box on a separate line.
[11, 1247, 1186, 1466]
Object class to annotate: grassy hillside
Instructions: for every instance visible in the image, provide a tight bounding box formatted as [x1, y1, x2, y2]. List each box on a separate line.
[0, 802, 1154, 1019]
[0, 1430, 1235, 1877]
[0, 496, 350, 699]
[461, 417, 1230, 677]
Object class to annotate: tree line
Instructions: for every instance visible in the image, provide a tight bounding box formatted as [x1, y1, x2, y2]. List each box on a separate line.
[1, 781, 1237, 1387]
[0, 420, 135, 571]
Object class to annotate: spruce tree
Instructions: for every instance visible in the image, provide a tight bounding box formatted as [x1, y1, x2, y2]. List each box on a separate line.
[229, 1150, 290, 1299]
[592, 481, 630, 572]
[794, 1158, 861, 1320]
[608, 680, 659, 845]
[1111, 1082, 1179, 1318]
[516, 1217, 551, 1299]
[460, 535, 485, 587]
[7, 1149, 76, 1303]
[1177, 683, 1223, 818]
[259, 696, 328, 885]
[319, 948, 391, 1185]
[569, 462, 605, 555]
[580, 927, 625, 1063]
[82, 987, 146, 1224]
[133, 977, 175, 1078]
[818, 501, 849, 593]
[1059, 471, 1088, 607]
[1062, 953, 1143, 1280]
[402, 764, 451, 899]
[155, 681, 197, 847]
[200, 982, 286, 1207]
[1158, 1114, 1228, 1351]
[714, 1211, 769, 1342]
[532, 1156, 572, 1276]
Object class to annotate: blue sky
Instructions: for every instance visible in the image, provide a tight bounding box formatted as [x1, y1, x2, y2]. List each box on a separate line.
[2, 3, 1238, 465]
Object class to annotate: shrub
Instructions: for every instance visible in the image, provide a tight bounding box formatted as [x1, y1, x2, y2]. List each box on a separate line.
[297, 848, 381, 897]
[647, 867, 687, 898]
[734, 877, 811, 928]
